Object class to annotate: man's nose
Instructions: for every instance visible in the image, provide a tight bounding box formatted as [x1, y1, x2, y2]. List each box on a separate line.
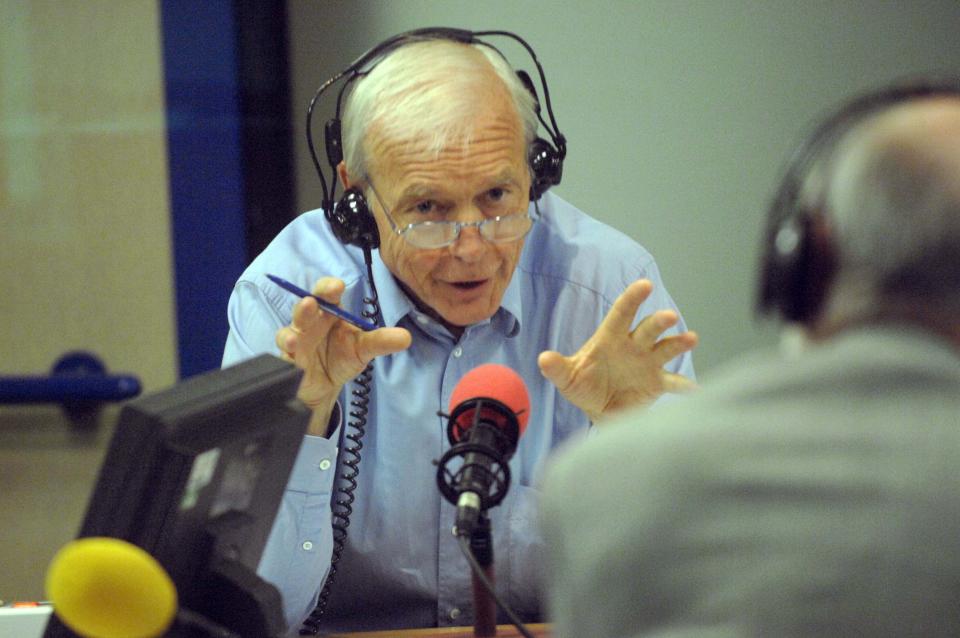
[450, 218, 487, 260]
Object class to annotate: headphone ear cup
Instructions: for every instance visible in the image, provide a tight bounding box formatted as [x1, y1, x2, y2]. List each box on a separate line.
[528, 137, 563, 200]
[760, 211, 835, 324]
[326, 187, 380, 250]
[760, 213, 810, 322]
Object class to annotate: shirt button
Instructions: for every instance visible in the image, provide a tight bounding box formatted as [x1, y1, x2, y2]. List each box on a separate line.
[448, 608, 461, 621]
[416, 314, 429, 325]
[302, 541, 314, 551]
[319, 459, 332, 471]
[452, 346, 463, 358]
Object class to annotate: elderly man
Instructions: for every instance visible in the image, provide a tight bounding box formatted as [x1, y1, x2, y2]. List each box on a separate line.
[541, 81, 960, 638]
[222, 30, 696, 634]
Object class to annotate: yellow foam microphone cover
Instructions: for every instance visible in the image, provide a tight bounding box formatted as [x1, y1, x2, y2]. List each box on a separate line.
[45, 537, 177, 638]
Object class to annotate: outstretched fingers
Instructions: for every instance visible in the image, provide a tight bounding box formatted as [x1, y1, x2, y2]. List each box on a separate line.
[631, 308, 681, 350]
[660, 370, 699, 394]
[650, 330, 699, 367]
[599, 279, 654, 337]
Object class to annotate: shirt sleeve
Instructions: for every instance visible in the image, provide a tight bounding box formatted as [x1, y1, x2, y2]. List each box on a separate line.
[221, 277, 340, 632]
[223, 279, 287, 367]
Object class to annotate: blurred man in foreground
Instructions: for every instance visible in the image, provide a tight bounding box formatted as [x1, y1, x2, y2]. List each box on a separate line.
[541, 80, 960, 637]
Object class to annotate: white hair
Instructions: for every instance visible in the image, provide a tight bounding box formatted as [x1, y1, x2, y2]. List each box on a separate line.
[340, 38, 539, 180]
[814, 97, 960, 317]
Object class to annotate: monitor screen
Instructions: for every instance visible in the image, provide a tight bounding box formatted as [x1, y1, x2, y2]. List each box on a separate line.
[43, 354, 309, 637]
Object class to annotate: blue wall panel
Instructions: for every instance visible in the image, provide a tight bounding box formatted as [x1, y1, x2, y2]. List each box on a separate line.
[160, 0, 247, 378]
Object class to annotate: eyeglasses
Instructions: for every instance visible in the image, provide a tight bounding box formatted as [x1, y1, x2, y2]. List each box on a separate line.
[366, 180, 534, 250]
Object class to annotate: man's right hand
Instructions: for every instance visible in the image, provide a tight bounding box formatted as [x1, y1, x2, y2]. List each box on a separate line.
[275, 277, 412, 436]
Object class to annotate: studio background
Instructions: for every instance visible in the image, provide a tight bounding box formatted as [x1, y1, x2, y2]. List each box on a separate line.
[2, 0, 959, 601]
[287, 1, 960, 374]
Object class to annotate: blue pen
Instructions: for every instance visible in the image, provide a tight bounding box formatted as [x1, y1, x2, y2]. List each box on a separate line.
[266, 274, 378, 331]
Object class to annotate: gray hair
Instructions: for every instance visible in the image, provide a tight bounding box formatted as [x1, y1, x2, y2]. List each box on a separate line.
[340, 38, 539, 180]
[811, 97, 960, 317]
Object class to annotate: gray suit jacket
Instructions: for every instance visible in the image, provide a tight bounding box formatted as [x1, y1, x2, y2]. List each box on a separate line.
[541, 326, 960, 638]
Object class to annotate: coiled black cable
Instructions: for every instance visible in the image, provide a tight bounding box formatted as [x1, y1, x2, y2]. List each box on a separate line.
[299, 256, 381, 636]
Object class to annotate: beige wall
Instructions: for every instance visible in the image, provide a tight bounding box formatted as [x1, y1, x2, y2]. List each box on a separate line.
[0, 1, 176, 599]
[0, 0, 176, 389]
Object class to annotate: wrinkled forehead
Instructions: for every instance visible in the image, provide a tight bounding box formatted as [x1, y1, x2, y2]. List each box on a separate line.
[364, 93, 526, 176]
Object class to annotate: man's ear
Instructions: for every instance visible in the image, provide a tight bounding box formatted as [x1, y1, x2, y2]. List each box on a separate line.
[337, 161, 355, 191]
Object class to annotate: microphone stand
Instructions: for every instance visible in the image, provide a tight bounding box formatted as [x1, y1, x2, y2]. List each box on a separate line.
[470, 512, 496, 637]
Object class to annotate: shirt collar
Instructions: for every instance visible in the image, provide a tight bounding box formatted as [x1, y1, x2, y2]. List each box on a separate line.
[499, 269, 523, 337]
[370, 251, 416, 328]
[369, 250, 523, 338]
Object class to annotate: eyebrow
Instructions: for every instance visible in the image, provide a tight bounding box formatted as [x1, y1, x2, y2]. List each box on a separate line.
[395, 168, 522, 207]
[395, 184, 441, 207]
[486, 167, 523, 189]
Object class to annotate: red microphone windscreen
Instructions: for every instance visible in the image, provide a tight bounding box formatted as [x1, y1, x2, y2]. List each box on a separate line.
[449, 364, 530, 438]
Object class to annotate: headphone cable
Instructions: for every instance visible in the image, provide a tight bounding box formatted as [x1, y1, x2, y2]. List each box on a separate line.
[299, 251, 381, 635]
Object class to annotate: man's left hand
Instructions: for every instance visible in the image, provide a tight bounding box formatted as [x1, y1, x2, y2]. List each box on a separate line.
[537, 279, 698, 422]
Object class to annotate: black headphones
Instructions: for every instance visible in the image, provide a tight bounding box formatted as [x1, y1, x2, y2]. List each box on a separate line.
[756, 79, 960, 324]
[306, 27, 568, 252]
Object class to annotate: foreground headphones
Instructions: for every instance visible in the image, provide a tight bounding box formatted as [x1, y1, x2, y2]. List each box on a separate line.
[306, 27, 568, 252]
[756, 79, 960, 324]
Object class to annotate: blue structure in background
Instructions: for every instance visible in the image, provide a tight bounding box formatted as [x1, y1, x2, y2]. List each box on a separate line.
[159, 1, 248, 378]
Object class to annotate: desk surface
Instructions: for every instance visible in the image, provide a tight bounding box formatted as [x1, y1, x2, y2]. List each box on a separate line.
[2, 607, 550, 638]
[331, 623, 551, 637]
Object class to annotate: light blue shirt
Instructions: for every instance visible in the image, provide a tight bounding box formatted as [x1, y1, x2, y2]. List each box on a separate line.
[222, 192, 695, 634]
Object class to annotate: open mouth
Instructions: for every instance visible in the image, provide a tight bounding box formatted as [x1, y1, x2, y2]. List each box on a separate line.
[451, 280, 486, 290]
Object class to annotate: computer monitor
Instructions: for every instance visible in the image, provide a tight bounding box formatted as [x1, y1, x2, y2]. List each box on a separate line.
[43, 354, 310, 638]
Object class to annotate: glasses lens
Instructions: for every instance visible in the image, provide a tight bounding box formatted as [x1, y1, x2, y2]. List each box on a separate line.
[401, 212, 533, 248]
[403, 222, 458, 249]
[482, 212, 533, 242]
